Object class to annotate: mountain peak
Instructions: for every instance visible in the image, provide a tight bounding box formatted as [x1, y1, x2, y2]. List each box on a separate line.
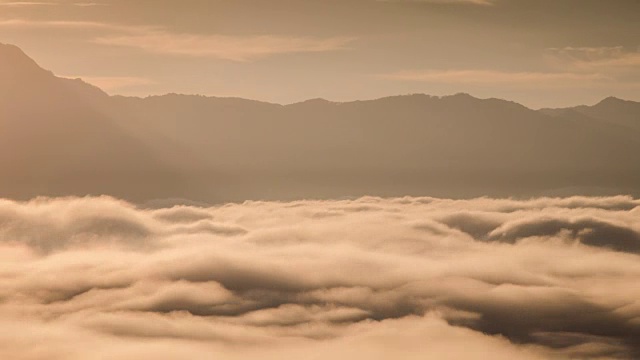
[596, 96, 632, 106]
[447, 92, 476, 100]
[0, 43, 52, 81]
[0, 42, 24, 56]
[301, 98, 334, 104]
[287, 98, 336, 108]
[0, 43, 37, 65]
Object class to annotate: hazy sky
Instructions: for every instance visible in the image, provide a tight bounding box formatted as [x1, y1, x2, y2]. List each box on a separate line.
[1, 0, 639, 107]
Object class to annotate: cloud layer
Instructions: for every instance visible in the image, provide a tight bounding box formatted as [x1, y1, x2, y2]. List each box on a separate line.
[1, 195, 639, 359]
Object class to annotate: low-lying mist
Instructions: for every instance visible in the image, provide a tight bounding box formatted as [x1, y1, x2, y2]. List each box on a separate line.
[1, 195, 639, 359]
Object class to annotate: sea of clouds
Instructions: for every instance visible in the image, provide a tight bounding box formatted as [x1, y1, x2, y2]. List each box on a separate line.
[0, 195, 639, 359]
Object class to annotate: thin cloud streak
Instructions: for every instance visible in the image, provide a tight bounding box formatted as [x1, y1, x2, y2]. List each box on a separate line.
[94, 32, 356, 62]
[379, 69, 608, 87]
[378, 0, 495, 5]
[0, 1, 56, 6]
[0, 18, 149, 31]
[73, 2, 107, 6]
[0, 1, 103, 5]
[546, 46, 640, 73]
[0, 18, 356, 62]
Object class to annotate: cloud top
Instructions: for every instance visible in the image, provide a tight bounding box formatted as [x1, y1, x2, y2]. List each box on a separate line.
[1, 195, 639, 359]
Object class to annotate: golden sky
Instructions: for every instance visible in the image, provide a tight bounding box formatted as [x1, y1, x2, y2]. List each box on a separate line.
[1, 0, 639, 107]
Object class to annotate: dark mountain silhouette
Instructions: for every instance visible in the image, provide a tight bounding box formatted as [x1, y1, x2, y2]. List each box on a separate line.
[2, 43, 640, 202]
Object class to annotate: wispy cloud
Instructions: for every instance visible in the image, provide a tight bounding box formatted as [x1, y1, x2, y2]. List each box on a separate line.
[378, 45, 639, 92]
[94, 32, 355, 62]
[0, 18, 355, 62]
[378, 0, 495, 6]
[0, 18, 152, 31]
[0, 1, 56, 6]
[73, 2, 108, 6]
[379, 69, 607, 87]
[545, 46, 640, 73]
[0, 0, 104, 6]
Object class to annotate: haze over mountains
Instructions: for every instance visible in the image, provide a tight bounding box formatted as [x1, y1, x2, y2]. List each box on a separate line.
[2, 43, 639, 203]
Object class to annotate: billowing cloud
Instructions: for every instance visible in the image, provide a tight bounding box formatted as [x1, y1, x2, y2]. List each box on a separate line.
[1, 195, 639, 359]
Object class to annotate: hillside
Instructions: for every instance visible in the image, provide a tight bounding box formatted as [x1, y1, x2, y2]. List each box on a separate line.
[2, 43, 640, 202]
[0, 43, 181, 201]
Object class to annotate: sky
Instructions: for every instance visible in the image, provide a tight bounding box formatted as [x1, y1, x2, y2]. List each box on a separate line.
[1, 0, 639, 108]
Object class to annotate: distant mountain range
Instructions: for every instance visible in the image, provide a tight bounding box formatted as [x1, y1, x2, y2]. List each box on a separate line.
[1, 43, 639, 203]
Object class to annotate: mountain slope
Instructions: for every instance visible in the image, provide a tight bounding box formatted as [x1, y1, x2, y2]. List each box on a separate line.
[0, 43, 181, 200]
[541, 97, 640, 132]
[2, 43, 640, 202]
[107, 92, 640, 199]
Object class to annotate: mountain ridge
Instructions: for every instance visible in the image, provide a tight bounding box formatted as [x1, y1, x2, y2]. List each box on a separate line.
[0, 42, 183, 201]
[2, 41, 638, 110]
[2, 43, 640, 202]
